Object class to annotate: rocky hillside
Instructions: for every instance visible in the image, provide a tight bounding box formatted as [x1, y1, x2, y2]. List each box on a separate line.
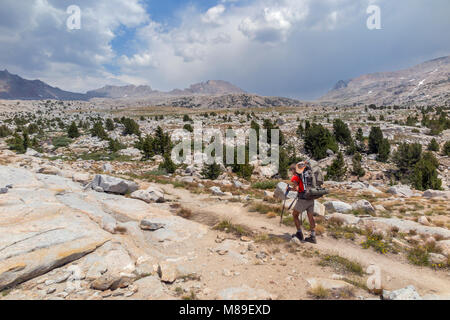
[320, 56, 450, 106]
[169, 80, 246, 96]
[155, 93, 303, 109]
[0, 70, 86, 101]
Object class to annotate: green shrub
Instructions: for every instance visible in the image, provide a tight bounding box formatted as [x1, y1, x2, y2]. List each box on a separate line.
[407, 247, 429, 266]
[52, 136, 72, 148]
[352, 152, 365, 178]
[376, 138, 390, 162]
[7, 133, 25, 153]
[91, 122, 108, 140]
[252, 180, 279, 190]
[67, 121, 80, 138]
[368, 126, 383, 154]
[0, 125, 12, 138]
[427, 138, 440, 152]
[333, 119, 352, 145]
[201, 162, 223, 180]
[105, 118, 115, 131]
[158, 153, 177, 174]
[108, 139, 125, 153]
[326, 152, 347, 181]
[122, 118, 140, 136]
[411, 152, 442, 191]
[443, 141, 450, 156]
[304, 124, 338, 160]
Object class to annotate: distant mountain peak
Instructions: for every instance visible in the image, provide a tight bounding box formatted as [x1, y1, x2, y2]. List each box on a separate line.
[0, 70, 86, 100]
[320, 55, 450, 106]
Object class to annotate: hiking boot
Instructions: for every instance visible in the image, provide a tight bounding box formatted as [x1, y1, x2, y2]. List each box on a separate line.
[292, 230, 304, 241]
[304, 235, 317, 244]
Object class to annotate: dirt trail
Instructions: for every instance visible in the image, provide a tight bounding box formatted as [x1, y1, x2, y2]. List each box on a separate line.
[160, 183, 450, 297]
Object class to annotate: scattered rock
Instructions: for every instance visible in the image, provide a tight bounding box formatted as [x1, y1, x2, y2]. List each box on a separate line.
[157, 262, 178, 284]
[210, 186, 225, 196]
[91, 175, 139, 195]
[352, 200, 375, 213]
[387, 185, 414, 197]
[324, 201, 353, 214]
[418, 216, 430, 226]
[423, 190, 450, 199]
[131, 186, 165, 203]
[429, 253, 447, 265]
[382, 285, 422, 300]
[139, 220, 165, 231]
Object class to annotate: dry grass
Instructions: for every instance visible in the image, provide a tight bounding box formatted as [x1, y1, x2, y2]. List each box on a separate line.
[177, 207, 193, 219]
[308, 285, 330, 299]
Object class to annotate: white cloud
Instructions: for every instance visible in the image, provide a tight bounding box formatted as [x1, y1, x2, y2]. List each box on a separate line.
[202, 4, 226, 24]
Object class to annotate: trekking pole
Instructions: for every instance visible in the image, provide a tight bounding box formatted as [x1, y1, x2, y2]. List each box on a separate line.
[280, 197, 287, 227]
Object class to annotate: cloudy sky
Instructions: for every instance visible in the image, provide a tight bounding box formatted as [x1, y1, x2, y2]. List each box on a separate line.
[0, 0, 449, 99]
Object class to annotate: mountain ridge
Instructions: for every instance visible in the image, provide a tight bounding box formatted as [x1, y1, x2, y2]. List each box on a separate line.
[320, 55, 450, 106]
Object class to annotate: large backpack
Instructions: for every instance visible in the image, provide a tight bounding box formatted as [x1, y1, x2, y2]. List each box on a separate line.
[297, 163, 328, 200]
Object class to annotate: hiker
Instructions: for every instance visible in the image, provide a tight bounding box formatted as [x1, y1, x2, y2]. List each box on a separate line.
[286, 162, 317, 244]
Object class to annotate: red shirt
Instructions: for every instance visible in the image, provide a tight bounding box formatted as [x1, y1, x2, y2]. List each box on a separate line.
[291, 174, 305, 193]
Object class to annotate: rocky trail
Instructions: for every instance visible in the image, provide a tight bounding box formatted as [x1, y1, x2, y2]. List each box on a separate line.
[1, 148, 449, 300]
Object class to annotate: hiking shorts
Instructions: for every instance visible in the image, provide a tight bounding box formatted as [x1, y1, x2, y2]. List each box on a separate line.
[293, 199, 315, 215]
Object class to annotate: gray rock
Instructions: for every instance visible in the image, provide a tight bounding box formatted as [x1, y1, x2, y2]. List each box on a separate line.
[387, 185, 414, 197]
[139, 220, 165, 231]
[210, 186, 225, 196]
[324, 201, 353, 213]
[91, 175, 139, 195]
[131, 186, 165, 203]
[274, 182, 297, 200]
[328, 213, 361, 225]
[423, 190, 450, 199]
[382, 285, 422, 300]
[0, 188, 7, 194]
[352, 200, 375, 213]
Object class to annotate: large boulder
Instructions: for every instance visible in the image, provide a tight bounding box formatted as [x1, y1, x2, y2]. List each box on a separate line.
[131, 186, 165, 203]
[324, 201, 352, 213]
[327, 213, 361, 225]
[382, 285, 422, 300]
[313, 201, 325, 216]
[352, 200, 375, 213]
[423, 190, 450, 199]
[387, 185, 414, 197]
[274, 182, 297, 201]
[91, 175, 139, 195]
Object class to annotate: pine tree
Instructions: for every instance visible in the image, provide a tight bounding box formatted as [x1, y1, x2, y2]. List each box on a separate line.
[443, 141, 450, 156]
[201, 162, 223, 180]
[67, 121, 80, 138]
[333, 119, 352, 145]
[352, 152, 365, 178]
[91, 122, 108, 140]
[377, 138, 391, 162]
[105, 118, 115, 131]
[427, 138, 439, 152]
[159, 153, 177, 174]
[369, 126, 383, 154]
[326, 152, 347, 181]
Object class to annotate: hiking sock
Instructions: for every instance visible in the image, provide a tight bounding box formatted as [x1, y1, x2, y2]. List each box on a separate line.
[310, 230, 316, 237]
